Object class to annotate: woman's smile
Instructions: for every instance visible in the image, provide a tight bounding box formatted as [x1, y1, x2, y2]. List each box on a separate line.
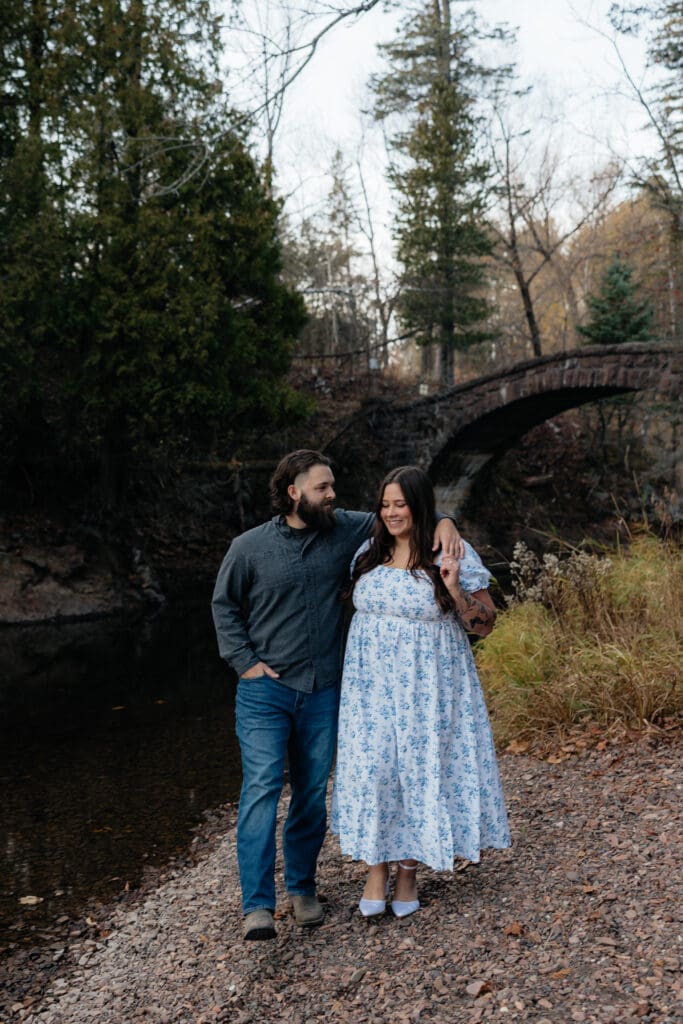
[380, 483, 414, 539]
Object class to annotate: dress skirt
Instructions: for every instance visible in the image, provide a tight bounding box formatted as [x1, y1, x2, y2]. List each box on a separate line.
[330, 544, 510, 871]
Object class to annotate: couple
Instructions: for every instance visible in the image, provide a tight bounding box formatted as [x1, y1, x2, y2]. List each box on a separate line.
[211, 449, 510, 941]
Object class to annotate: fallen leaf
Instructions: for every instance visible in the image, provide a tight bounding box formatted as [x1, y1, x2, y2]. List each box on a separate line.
[505, 739, 530, 754]
[18, 895, 43, 906]
[549, 968, 571, 979]
[503, 921, 524, 936]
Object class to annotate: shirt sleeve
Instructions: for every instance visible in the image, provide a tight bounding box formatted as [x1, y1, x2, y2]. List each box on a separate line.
[350, 538, 372, 575]
[457, 541, 492, 593]
[211, 540, 259, 677]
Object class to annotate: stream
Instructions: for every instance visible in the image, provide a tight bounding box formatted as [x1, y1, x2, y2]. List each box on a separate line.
[0, 583, 241, 952]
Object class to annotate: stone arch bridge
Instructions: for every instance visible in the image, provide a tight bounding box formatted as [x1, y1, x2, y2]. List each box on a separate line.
[333, 342, 682, 513]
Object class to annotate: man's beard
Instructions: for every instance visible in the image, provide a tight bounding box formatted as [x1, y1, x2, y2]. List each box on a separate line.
[297, 493, 336, 532]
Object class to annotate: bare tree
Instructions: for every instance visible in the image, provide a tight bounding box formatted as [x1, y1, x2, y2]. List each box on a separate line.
[488, 105, 621, 356]
[580, 4, 683, 334]
[354, 153, 402, 370]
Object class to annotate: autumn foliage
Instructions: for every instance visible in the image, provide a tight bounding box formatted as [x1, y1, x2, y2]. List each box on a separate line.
[475, 535, 683, 744]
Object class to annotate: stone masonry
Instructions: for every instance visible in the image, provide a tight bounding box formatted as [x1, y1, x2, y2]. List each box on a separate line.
[335, 342, 682, 512]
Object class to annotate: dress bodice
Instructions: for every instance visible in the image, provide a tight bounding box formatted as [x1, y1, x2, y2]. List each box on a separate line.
[353, 566, 446, 623]
[351, 541, 491, 625]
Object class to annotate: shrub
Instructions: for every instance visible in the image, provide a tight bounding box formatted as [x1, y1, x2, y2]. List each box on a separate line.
[475, 536, 683, 744]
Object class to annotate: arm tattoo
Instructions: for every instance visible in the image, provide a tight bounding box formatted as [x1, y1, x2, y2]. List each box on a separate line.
[453, 589, 496, 633]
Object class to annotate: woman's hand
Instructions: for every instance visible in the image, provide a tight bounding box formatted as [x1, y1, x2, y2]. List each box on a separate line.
[440, 556, 496, 637]
[439, 554, 461, 589]
[432, 518, 465, 559]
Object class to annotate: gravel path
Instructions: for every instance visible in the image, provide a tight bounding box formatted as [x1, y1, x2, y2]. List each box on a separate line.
[3, 733, 681, 1024]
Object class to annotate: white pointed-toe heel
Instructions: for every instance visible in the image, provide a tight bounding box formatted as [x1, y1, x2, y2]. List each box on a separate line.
[359, 896, 387, 917]
[391, 861, 420, 919]
[359, 873, 391, 918]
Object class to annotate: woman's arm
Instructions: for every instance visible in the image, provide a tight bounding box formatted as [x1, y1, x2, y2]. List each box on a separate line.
[439, 555, 496, 637]
[449, 586, 496, 637]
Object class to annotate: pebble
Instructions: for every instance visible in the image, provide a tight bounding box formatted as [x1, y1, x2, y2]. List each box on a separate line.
[1, 737, 679, 1024]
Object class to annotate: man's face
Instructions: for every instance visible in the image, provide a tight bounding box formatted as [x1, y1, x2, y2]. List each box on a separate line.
[290, 464, 336, 531]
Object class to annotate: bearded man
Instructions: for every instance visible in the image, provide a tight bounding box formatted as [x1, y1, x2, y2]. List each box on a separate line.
[212, 449, 462, 940]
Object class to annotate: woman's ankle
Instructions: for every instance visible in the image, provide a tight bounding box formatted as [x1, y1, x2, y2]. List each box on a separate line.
[362, 863, 389, 901]
[395, 860, 418, 901]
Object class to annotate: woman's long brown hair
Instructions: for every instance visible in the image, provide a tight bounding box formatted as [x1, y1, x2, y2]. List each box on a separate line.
[343, 465, 455, 614]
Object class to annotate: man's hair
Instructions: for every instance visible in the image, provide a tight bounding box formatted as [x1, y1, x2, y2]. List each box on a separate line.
[269, 449, 332, 515]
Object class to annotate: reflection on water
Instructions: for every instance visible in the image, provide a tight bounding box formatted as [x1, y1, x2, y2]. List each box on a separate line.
[0, 585, 241, 951]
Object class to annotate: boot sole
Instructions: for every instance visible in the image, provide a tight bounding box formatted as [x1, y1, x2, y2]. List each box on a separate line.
[244, 926, 276, 940]
[295, 914, 324, 927]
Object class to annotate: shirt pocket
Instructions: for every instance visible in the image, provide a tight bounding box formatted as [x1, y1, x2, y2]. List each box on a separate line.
[314, 536, 355, 583]
[250, 549, 297, 587]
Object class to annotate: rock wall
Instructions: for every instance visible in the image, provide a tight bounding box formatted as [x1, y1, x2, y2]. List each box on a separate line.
[0, 539, 163, 626]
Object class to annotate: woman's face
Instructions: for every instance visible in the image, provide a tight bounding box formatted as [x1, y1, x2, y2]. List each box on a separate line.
[380, 483, 413, 541]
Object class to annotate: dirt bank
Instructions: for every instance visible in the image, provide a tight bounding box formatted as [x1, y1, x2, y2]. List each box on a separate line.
[2, 732, 681, 1024]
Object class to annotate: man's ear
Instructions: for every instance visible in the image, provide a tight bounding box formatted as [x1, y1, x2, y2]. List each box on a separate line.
[287, 483, 299, 504]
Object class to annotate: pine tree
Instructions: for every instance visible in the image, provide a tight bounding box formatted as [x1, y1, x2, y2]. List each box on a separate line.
[577, 254, 654, 345]
[0, 0, 306, 505]
[371, 0, 512, 387]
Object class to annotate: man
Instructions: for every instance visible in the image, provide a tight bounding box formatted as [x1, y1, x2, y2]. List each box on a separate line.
[211, 450, 462, 940]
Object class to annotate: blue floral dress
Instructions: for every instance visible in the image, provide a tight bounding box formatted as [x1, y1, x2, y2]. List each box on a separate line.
[330, 541, 510, 871]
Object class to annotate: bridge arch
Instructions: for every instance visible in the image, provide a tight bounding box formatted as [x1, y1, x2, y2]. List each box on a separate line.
[351, 343, 682, 512]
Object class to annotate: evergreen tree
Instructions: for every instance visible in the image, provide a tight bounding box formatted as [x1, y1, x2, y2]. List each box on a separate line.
[371, 0, 512, 386]
[578, 254, 654, 345]
[0, 0, 306, 505]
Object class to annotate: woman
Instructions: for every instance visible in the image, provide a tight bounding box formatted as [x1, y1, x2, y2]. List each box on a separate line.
[330, 466, 510, 918]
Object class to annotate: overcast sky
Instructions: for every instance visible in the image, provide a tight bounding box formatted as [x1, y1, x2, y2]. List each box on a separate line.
[222, 0, 655, 232]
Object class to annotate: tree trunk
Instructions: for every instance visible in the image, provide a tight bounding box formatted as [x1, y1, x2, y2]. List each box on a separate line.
[511, 260, 542, 357]
[667, 215, 683, 337]
[439, 342, 454, 387]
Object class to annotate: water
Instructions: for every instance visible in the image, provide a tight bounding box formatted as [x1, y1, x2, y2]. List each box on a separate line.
[0, 587, 241, 952]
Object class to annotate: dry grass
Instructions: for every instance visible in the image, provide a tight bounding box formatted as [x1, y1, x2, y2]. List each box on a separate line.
[475, 535, 683, 745]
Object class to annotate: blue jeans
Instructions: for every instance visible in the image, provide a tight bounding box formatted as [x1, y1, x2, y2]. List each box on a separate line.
[235, 676, 340, 915]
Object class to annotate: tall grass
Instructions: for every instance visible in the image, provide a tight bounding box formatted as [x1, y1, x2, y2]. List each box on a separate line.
[475, 536, 683, 745]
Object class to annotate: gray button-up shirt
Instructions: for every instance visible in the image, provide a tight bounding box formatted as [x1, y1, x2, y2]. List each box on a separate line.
[211, 511, 374, 692]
